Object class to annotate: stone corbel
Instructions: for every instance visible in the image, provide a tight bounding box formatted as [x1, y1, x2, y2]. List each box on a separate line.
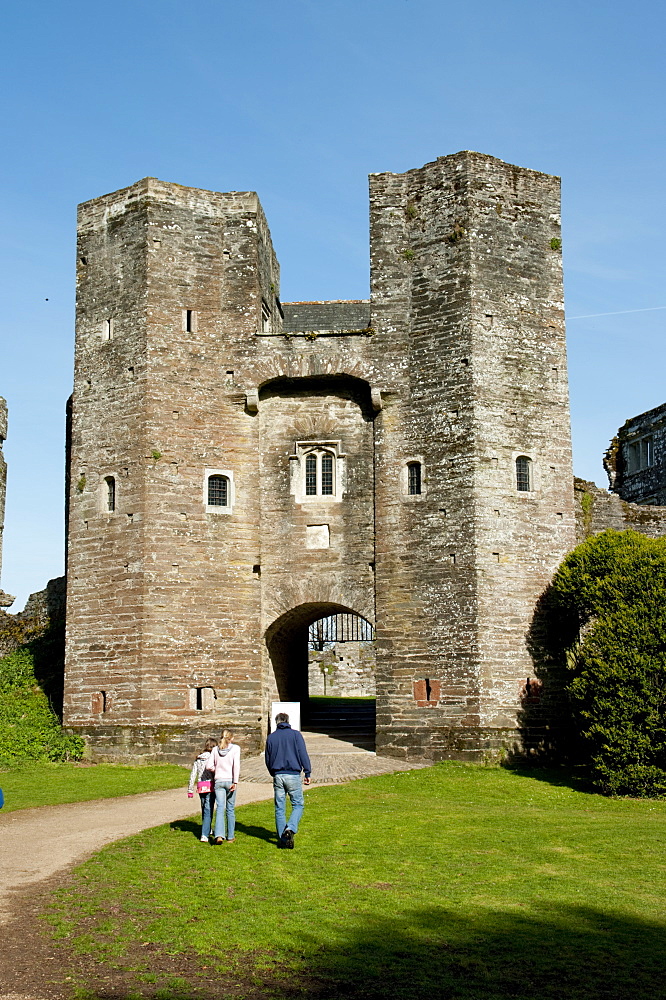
[371, 388, 383, 412]
[245, 389, 259, 414]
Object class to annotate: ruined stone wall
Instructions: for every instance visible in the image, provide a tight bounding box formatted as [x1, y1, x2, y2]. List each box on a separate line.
[575, 478, 666, 542]
[309, 641, 376, 697]
[604, 402, 666, 505]
[369, 153, 575, 760]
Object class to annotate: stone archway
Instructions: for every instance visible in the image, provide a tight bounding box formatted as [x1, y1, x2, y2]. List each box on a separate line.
[265, 602, 376, 746]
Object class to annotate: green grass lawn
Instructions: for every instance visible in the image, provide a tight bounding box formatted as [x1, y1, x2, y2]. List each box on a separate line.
[0, 762, 187, 811]
[49, 763, 666, 1000]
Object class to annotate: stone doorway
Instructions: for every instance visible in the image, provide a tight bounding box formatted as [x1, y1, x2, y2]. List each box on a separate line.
[264, 603, 376, 750]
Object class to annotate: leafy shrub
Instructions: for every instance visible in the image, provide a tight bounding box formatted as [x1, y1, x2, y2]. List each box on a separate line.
[0, 648, 84, 764]
[545, 530, 666, 796]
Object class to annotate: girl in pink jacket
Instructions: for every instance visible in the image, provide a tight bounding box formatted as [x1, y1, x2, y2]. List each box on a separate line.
[208, 730, 240, 844]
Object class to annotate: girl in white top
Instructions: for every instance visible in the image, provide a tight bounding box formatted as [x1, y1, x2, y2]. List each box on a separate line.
[209, 730, 240, 844]
[187, 737, 217, 842]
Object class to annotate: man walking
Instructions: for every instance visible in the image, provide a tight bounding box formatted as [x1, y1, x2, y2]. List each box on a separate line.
[265, 712, 311, 849]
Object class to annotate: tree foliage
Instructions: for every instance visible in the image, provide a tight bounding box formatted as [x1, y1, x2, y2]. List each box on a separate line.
[545, 530, 666, 796]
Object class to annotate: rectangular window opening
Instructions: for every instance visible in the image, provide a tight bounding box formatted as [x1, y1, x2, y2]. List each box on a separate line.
[207, 475, 228, 507]
[105, 476, 116, 512]
[408, 462, 422, 495]
[261, 300, 272, 333]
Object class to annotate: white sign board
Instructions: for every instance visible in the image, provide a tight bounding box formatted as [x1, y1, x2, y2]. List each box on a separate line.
[270, 701, 301, 733]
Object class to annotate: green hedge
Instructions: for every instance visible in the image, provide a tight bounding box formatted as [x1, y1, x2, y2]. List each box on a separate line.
[547, 530, 666, 797]
[0, 649, 85, 764]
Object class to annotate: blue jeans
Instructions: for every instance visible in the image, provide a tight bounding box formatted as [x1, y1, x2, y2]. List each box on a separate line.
[273, 773, 304, 837]
[199, 791, 214, 838]
[213, 781, 237, 840]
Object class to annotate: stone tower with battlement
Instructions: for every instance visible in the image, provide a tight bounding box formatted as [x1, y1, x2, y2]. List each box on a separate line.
[64, 152, 575, 761]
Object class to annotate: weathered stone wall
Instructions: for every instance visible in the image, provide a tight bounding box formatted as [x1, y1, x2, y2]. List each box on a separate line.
[309, 641, 376, 697]
[65, 181, 277, 755]
[369, 153, 575, 760]
[64, 153, 576, 762]
[604, 402, 666, 505]
[282, 301, 371, 333]
[574, 478, 666, 542]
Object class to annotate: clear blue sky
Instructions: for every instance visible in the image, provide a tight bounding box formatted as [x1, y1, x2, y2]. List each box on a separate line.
[1, 0, 665, 609]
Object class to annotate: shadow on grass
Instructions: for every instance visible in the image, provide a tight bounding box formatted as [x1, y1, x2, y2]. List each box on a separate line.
[233, 820, 276, 844]
[68, 902, 666, 1000]
[503, 763, 595, 795]
[169, 820, 200, 839]
[169, 819, 277, 845]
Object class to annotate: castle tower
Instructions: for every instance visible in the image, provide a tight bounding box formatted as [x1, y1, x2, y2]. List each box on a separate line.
[64, 181, 276, 755]
[369, 152, 575, 757]
[64, 153, 575, 760]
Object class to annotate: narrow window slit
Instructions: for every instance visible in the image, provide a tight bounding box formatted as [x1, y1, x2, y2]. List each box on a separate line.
[105, 476, 116, 512]
[408, 462, 422, 495]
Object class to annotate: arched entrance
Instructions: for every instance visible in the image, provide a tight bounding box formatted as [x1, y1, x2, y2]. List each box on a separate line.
[265, 602, 376, 748]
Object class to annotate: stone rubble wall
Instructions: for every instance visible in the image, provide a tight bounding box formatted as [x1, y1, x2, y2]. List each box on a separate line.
[603, 401, 666, 505]
[574, 478, 666, 541]
[308, 641, 376, 698]
[282, 300, 371, 333]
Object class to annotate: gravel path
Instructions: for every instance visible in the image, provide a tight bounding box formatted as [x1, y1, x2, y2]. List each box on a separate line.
[0, 735, 430, 998]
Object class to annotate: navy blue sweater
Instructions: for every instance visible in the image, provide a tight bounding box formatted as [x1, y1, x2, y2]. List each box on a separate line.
[265, 724, 312, 778]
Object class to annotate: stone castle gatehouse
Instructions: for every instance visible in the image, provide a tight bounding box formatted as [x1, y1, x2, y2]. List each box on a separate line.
[63, 151, 575, 761]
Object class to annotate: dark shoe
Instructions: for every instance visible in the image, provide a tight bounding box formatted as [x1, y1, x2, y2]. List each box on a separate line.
[214, 837, 224, 845]
[281, 828, 295, 850]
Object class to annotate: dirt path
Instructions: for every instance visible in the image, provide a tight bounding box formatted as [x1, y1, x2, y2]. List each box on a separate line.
[0, 738, 428, 998]
[0, 782, 274, 927]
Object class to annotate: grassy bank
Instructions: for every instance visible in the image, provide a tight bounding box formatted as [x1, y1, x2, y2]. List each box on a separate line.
[49, 763, 666, 999]
[0, 762, 187, 811]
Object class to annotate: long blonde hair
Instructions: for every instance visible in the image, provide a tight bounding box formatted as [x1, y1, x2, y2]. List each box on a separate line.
[220, 729, 234, 749]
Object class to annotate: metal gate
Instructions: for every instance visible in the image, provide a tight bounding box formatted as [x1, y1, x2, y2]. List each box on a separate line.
[308, 614, 375, 650]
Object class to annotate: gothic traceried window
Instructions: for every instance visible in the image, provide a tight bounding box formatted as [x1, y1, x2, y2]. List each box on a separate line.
[292, 441, 343, 503]
[303, 450, 335, 498]
[321, 453, 333, 495]
[305, 454, 317, 495]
